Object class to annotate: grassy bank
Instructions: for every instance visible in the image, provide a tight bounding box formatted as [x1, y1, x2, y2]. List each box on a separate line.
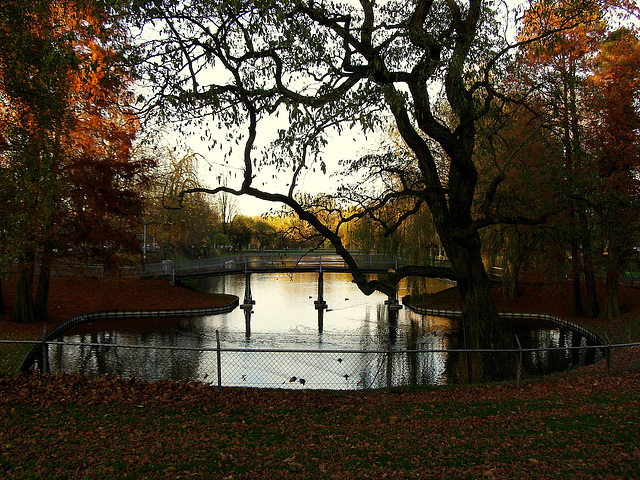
[0, 335, 34, 375]
[1, 372, 639, 479]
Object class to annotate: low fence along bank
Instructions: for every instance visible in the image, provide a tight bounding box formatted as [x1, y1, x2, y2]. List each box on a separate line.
[4, 298, 634, 390]
[16, 300, 239, 374]
[0, 331, 622, 390]
[401, 297, 608, 346]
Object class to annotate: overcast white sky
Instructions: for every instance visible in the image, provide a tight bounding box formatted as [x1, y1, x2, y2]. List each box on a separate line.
[187, 115, 379, 217]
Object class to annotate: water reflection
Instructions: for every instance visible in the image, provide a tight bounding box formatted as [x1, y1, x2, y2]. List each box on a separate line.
[509, 320, 600, 376]
[52, 320, 205, 382]
[48, 273, 602, 388]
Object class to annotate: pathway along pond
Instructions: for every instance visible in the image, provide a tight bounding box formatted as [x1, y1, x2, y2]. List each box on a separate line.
[49, 273, 603, 389]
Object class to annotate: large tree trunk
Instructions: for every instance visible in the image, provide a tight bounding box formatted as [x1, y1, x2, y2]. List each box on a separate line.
[447, 236, 507, 383]
[502, 227, 522, 300]
[578, 211, 599, 319]
[34, 241, 54, 322]
[584, 270, 599, 318]
[571, 242, 585, 316]
[504, 256, 521, 300]
[583, 243, 600, 319]
[0, 276, 5, 315]
[438, 225, 503, 348]
[456, 261, 500, 350]
[11, 255, 35, 324]
[600, 244, 621, 318]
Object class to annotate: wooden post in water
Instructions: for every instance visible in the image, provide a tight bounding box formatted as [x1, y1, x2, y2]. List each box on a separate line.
[241, 271, 256, 311]
[314, 268, 327, 311]
[317, 308, 324, 334]
[384, 289, 402, 313]
[244, 308, 252, 338]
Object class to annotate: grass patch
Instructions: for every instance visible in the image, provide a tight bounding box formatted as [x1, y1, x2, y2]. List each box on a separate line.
[0, 338, 35, 374]
[2, 373, 639, 479]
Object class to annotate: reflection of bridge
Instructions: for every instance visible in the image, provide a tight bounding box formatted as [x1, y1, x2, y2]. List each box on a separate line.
[137, 253, 406, 279]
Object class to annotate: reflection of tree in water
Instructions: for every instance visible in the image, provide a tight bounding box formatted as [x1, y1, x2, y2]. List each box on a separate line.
[365, 306, 460, 388]
[50, 321, 206, 382]
[512, 323, 601, 377]
[398, 314, 460, 387]
[51, 331, 116, 377]
[343, 305, 383, 389]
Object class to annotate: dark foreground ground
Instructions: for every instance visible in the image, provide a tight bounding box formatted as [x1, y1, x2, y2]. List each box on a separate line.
[1, 277, 639, 478]
[1, 371, 639, 479]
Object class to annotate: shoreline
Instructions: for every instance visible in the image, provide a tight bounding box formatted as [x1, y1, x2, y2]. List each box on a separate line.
[0, 276, 238, 339]
[2, 276, 640, 346]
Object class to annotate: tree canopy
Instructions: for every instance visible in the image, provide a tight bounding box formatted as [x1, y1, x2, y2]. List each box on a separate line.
[0, 0, 155, 322]
[107, 0, 639, 354]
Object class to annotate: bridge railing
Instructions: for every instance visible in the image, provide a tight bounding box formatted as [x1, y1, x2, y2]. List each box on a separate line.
[136, 253, 407, 278]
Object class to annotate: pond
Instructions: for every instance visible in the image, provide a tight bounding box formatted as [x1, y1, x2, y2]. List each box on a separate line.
[48, 272, 603, 389]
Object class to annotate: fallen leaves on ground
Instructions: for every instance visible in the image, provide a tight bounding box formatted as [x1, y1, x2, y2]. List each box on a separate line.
[1, 372, 639, 479]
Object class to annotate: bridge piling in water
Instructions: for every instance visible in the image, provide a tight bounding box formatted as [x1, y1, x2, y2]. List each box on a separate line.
[385, 290, 402, 312]
[244, 308, 252, 337]
[240, 272, 256, 311]
[314, 270, 328, 311]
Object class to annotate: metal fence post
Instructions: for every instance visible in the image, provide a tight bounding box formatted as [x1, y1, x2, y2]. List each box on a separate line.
[386, 341, 392, 394]
[41, 324, 49, 374]
[216, 330, 222, 387]
[603, 332, 612, 374]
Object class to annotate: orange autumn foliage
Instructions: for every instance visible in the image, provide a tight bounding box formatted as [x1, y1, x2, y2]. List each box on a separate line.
[0, 0, 155, 264]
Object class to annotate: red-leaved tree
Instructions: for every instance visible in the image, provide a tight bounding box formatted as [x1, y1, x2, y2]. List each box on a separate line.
[0, 0, 155, 323]
[585, 28, 640, 317]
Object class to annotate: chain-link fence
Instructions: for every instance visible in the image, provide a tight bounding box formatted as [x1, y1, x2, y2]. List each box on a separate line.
[2, 334, 627, 390]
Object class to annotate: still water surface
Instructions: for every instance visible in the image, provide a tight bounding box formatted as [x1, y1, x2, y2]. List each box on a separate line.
[50, 273, 601, 389]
